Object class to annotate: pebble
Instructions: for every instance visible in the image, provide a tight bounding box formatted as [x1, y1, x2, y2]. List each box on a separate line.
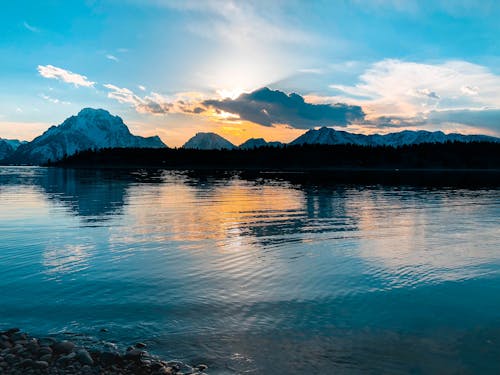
[0, 328, 209, 374]
[52, 341, 75, 355]
[76, 349, 93, 366]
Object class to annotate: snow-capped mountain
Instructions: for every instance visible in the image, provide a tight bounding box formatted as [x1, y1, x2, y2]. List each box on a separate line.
[3, 139, 26, 150]
[183, 132, 236, 150]
[0, 138, 26, 160]
[290, 127, 499, 146]
[239, 138, 284, 149]
[8, 108, 166, 164]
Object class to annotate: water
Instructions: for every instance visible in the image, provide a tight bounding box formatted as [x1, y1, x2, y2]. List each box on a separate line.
[1, 166, 499, 374]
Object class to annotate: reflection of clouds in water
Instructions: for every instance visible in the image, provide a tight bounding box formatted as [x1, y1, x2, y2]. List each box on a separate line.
[114, 180, 306, 249]
[114, 177, 360, 251]
[43, 243, 93, 277]
[348, 189, 500, 285]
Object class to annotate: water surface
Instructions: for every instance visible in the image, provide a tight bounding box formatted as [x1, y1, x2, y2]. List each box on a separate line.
[1, 167, 499, 373]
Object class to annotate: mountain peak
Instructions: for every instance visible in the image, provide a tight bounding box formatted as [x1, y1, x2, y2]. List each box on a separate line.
[7, 108, 166, 164]
[183, 132, 236, 150]
[77, 107, 112, 117]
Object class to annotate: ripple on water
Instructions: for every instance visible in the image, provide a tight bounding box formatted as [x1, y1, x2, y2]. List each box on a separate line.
[1, 167, 500, 373]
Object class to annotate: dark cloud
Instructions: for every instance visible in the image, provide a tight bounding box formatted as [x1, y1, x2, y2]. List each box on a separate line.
[366, 115, 426, 129]
[365, 109, 500, 135]
[203, 87, 365, 128]
[428, 109, 500, 132]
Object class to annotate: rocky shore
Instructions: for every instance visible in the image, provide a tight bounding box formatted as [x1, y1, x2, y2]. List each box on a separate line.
[0, 328, 208, 375]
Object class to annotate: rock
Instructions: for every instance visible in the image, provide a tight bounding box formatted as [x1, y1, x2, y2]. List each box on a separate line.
[81, 364, 92, 374]
[198, 364, 208, 371]
[38, 346, 53, 355]
[76, 349, 94, 365]
[19, 358, 34, 367]
[34, 360, 49, 369]
[39, 353, 52, 362]
[26, 339, 39, 353]
[38, 337, 56, 347]
[155, 367, 173, 375]
[135, 342, 147, 349]
[11, 332, 27, 342]
[5, 328, 20, 336]
[99, 351, 121, 366]
[57, 351, 76, 365]
[53, 341, 75, 354]
[4, 354, 16, 364]
[125, 349, 146, 360]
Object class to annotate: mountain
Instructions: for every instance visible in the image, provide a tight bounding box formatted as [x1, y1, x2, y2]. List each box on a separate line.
[290, 127, 500, 146]
[3, 139, 26, 150]
[0, 140, 14, 160]
[239, 138, 284, 149]
[183, 132, 236, 150]
[7, 108, 166, 165]
[0, 138, 26, 160]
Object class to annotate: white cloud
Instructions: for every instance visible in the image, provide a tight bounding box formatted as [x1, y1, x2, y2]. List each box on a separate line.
[103, 83, 206, 115]
[138, 85, 146, 91]
[106, 54, 119, 62]
[37, 65, 95, 87]
[40, 93, 71, 105]
[162, 0, 318, 45]
[103, 84, 142, 106]
[331, 59, 500, 118]
[23, 21, 40, 33]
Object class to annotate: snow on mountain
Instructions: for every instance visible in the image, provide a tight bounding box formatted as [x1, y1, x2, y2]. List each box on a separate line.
[183, 132, 236, 150]
[290, 127, 499, 146]
[3, 139, 26, 150]
[0, 140, 14, 160]
[0, 138, 26, 160]
[9, 108, 166, 164]
[239, 138, 284, 149]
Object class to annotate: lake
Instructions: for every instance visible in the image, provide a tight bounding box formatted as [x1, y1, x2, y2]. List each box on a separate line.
[1, 166, 499, 374]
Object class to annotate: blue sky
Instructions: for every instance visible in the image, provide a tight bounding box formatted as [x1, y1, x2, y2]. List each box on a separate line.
[2, 0, 500, 146]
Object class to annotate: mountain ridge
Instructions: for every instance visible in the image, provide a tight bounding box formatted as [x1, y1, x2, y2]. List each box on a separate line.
[183, 132, 236, 150]
[6, 108, 166, 164]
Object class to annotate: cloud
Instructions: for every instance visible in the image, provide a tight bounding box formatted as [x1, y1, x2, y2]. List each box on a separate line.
[331, 59, 500, 118]
[428, 109, 500, 133]
[23, 21, 40, 33]
[106, 54, 119, 62]
[138, 85, 146, 91]
[103, 84, 143, 106]
[37, 65, 95, 87]
[203, 87, 365, 128]
[40, 94, 70, 105]
[160, 0, 318, 45]
[103, 84, 204, 115]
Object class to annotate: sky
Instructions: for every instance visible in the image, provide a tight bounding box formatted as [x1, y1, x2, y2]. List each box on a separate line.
[2, 0, 500, 146]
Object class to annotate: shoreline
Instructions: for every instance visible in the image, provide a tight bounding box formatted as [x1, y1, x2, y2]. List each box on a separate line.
[0, 328, 208, 375]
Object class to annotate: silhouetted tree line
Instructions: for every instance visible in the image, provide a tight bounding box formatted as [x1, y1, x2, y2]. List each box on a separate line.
[51, 142, 500, 170]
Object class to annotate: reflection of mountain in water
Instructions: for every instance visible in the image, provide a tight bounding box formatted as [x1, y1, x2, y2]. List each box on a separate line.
[40, 168, 131, 221]
[0, 167, 164, 221]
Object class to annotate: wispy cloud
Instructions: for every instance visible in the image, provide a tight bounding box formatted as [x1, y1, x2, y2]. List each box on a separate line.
[162, 0, 318, 45]
[106, 54, 119, 62]
[40, 94, 71, 105]
[103, 84, 204, 115]
[138, 85, 146, 91]
[23, 21, 40, 33]
[37, 65, 95, 87]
